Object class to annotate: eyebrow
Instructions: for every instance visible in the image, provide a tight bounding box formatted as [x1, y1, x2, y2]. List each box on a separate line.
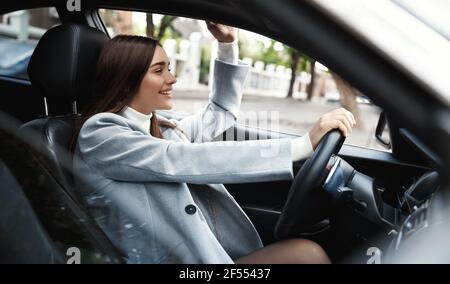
[150, 61, 170, 68]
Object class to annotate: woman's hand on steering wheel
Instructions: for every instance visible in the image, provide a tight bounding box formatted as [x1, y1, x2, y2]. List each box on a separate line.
[308, 108, 356, 150]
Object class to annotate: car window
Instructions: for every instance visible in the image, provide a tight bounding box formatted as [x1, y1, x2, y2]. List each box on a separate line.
[98, 9, 389, 151]
[0, 7, 60, 80]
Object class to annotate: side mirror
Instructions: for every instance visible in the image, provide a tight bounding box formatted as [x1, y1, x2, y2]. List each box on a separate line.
[375, 110, 391, 149]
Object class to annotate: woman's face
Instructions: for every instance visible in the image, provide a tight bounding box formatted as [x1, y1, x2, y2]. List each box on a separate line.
[129, 45, 177, 114]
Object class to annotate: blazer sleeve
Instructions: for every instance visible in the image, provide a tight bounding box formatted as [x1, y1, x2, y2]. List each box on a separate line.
[176, 59, 248, 143]
[77, 113, 294, 184]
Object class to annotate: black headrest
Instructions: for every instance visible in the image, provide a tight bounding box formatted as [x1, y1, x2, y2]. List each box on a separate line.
[28, 24, 108, 107]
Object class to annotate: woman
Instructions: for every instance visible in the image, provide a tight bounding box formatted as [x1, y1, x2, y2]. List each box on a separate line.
[72, 22, 355, 264]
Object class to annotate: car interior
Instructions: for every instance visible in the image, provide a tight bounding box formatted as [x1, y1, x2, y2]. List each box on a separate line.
[0, 0, 447, 263]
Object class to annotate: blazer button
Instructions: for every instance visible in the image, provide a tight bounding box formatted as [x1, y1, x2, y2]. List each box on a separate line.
[185, 204, 197, 215]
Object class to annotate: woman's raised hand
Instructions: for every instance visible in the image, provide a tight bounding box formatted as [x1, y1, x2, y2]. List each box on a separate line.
[308, 108, 356, 150]
[205, 21, 237, 43]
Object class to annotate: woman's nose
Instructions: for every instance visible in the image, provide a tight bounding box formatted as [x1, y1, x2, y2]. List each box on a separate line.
[167, 72, 177, 85]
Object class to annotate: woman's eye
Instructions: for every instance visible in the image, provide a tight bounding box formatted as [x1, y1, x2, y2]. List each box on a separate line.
[155, 69, 163, 73]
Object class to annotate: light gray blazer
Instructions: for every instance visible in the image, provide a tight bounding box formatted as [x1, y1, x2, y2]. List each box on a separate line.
[73, 59, 295, 264]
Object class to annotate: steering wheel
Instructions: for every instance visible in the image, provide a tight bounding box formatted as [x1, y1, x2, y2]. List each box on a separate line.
[275, 129, 345, 240]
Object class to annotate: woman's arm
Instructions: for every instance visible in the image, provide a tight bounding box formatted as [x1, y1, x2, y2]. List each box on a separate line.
[176, 58, 248, 142]
[176, 23, 244, 143]
[77, 113, 293, 184]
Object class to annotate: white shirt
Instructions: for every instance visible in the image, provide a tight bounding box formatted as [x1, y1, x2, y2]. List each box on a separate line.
[217, 40, 239, 64]
[120, 41, 314, 162]
[120, 106, 153, 133]
[291, 132, 314, 161]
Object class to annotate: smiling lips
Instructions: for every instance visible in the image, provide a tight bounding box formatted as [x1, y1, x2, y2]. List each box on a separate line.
[159, 89, 172, 97]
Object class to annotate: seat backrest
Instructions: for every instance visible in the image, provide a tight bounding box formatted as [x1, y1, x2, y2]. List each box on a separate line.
[19, 24, 108, 195]
[20, 114, 78, 191]
[0, 112, 123, 263]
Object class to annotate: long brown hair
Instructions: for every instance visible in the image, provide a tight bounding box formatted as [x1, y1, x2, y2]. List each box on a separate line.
[70, 35, 173, 152]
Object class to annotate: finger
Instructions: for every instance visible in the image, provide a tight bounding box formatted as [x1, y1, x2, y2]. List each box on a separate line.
[206, 26, 221, 37]
[206, 22, 218, 30]
[206, 22, 219, 33]
[335, 108, 356, 127]
[350, 112, 356, 126]
[341, 112, 354, 131]
[335, 120, 349, 137]
[208, 24, 226, 35]
[344, 109, 356, 126]
[206, 22, 214, 31]
[337, 114, 352, 133]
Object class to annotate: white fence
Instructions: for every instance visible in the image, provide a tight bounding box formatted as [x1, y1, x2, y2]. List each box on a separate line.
[0, 10, 47, 41]
[167, 38, 312, 98]
[243, 59, 311, 99]
[163, 33, 202, 91]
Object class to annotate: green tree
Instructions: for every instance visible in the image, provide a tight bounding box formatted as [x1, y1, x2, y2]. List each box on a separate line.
[305, 57, 316, 101]
[146, 13, 154, 37]
[258, 40, 288, 66]
[156, 15, 178, 40]
[283, 46, 316, 99]
[146, 14, 179, 41]
[285, 46, 300, 98]
[236, 36, 320, 100]
[199, 45, 211, 84]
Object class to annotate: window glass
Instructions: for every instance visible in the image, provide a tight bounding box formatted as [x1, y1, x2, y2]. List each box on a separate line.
[0, 8, 60, 79]
[99, 9, 388, 151]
